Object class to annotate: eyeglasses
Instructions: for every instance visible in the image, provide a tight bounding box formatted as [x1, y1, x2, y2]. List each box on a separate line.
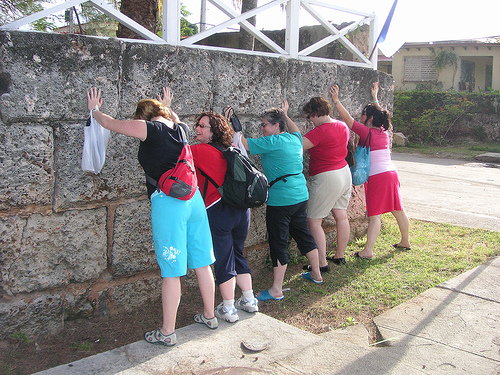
[195, 123, 211, 129]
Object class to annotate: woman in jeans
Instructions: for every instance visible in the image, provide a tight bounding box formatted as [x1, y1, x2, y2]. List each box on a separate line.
[190, 111, 258, 323]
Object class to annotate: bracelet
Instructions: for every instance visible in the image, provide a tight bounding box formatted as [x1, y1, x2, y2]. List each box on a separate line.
[334, 101, 340, 105]
[372, 100, 379, 104]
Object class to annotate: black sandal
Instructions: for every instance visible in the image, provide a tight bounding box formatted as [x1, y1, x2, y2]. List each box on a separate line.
[326, 256, 346, 265]
[302, 264, 330, 273]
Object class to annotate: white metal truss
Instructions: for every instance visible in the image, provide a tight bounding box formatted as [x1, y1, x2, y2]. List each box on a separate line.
[0, 0, 378, 68]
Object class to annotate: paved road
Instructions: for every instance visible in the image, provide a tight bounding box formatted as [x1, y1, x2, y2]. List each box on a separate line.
[392, 152, 500, 232]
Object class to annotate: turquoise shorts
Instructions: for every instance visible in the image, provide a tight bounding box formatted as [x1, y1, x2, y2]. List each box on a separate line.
[150, 188, 215, 277]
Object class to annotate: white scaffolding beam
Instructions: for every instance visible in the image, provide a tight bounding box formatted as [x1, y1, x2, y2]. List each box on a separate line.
[0, 0, 378, 69]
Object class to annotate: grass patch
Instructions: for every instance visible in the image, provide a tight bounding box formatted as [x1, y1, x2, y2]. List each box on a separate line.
[392, 141, 499, 160]
[256, 214, 500, 334]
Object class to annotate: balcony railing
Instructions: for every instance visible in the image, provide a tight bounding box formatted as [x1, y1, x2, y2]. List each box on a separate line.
[1, 0, 378, 69]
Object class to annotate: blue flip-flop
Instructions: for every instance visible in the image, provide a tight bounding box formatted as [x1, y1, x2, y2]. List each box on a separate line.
[257, 289, 283, 301]
[301, 272, 324, 284]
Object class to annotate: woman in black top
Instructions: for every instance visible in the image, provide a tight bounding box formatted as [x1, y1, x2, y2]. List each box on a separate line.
[86, 87, 217, 346]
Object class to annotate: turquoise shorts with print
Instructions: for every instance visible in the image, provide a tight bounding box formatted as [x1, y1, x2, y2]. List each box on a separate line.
[150, 188, 215, 277]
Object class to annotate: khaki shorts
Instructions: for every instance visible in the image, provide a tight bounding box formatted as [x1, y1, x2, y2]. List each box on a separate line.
[306, 166, 352, 219]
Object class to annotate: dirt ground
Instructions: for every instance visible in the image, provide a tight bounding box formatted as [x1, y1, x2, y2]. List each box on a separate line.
[0, 262, 381, 375]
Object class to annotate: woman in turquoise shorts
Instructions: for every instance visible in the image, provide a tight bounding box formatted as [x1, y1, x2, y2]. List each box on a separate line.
[86, 87, 217, 347]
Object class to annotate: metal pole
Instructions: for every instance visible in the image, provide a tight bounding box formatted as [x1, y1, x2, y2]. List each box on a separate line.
[200, 0, 207, 32]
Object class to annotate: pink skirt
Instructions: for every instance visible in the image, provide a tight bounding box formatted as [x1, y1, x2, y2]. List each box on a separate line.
[364, 171, 404, 216]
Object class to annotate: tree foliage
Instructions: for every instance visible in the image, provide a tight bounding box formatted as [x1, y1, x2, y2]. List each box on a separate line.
[0, 0, 57, 30]
[392, 90, 500, 145]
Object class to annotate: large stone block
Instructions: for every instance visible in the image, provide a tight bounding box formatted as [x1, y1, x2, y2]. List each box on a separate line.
[0, 31, 122, 123]
[0, 124, 53, 210]
[53, 124, 145, 211]
[1, 208, 107, 295]
[246, 205, 267, 247]
[284, 59, 338, 117]
[210, 52, 288, 115]
[0, 215, 25, 297]
[108, 277, 162, 314]
[0, 289, 92, 340]
[120, 44, 214, 117]
[336, 65, 393, 116]
[111, 200, 157, 277]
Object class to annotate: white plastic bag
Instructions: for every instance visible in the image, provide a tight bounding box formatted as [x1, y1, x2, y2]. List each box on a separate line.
[232, 132, 248, 157]
[81, 109, 110, 174]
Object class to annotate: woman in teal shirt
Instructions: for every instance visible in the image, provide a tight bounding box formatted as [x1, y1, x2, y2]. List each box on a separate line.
[239, 107, 323, 300]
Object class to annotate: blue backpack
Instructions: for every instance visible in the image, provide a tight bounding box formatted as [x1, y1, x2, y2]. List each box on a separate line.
[350, 132, 371, 185]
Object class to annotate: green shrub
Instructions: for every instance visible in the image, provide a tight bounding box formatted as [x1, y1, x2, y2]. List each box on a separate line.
[393, 90, 500, 145]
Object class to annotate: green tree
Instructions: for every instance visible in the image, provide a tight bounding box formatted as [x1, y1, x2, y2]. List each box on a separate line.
[0, 0, 56, 30]
[180, 4, 198, 37]
[433, 50, 458, 90]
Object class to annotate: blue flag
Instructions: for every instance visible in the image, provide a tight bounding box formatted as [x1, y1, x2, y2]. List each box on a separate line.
[377, 0, 398, 44]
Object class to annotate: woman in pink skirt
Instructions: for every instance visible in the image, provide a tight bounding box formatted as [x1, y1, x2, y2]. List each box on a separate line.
[330, 82, 411, 259]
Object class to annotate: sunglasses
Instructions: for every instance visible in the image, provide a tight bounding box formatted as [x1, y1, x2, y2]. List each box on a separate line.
[195, 123, 211, 129]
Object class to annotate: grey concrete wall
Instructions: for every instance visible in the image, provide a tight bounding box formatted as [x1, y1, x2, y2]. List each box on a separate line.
[0, 30, 393, 340]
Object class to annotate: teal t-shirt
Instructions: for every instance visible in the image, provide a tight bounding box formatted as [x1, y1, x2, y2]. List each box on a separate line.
[248, 132, 308, 206]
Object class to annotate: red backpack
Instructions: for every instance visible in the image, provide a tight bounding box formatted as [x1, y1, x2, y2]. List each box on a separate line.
[146, 124, 197, 200]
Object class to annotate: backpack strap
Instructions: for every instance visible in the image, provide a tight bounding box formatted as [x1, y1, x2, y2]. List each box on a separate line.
[198, 168, 220, 199]
[268, 173, 300, 188]
[362, 130, 372, 147]
[144, 123, 189, 191]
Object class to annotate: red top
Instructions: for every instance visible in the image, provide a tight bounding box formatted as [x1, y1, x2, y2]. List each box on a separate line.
[351, 121, 389, 151]
[304, 121, 350, 176]
[191, 143, 227, 208]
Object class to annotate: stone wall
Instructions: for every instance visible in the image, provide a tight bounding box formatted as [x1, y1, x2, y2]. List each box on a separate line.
[0, 30, 393, 340]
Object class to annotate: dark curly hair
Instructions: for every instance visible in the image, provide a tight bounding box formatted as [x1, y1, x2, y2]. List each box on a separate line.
[362, 104, 391, 131]
[134, 99, 171, 121]
[193, 111, 234, 147]
[302, 97, 331, 118]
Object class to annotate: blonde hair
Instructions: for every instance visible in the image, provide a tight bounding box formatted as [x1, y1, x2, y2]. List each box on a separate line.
[134, 99, 171, 121]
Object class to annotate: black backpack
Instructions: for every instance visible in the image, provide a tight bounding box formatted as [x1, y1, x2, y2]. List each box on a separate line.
[200, 144, 268, 208]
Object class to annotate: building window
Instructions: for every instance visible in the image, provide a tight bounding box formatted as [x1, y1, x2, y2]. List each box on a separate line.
[403, 56, 437, 81]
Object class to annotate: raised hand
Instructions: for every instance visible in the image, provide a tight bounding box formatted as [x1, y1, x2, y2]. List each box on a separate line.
[371, 82, 379, 102]
[223, 105, 234, 120]
[329, 84, 340, 103]
[281, 99, 290, 116]
[87, 87, 102, 111]
[158, 87, 173, 107]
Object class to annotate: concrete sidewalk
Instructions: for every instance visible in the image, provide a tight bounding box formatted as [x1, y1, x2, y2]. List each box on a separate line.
[35, 256, 500, 375]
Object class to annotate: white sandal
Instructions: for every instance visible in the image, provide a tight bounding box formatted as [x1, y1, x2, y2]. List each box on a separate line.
[193, 313, 218, 329]
[143, 329, 177, 346]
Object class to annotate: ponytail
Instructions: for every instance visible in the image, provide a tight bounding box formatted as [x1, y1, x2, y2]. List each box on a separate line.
[363, 104, 391, 131]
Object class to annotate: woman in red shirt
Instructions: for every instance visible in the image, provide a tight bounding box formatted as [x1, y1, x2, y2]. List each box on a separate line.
[191, 112, 258, 323]
[283, 97, 352, 270]
[330, 83, 411, 259]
